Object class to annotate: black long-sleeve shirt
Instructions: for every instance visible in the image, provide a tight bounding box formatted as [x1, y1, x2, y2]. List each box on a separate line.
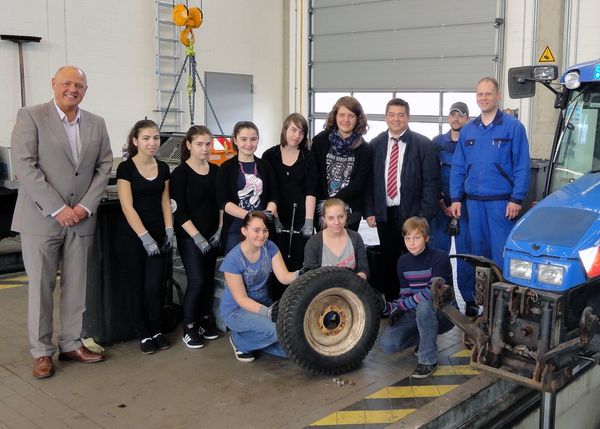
[262, 145, 318, 229]
[169, 162, 220, 239]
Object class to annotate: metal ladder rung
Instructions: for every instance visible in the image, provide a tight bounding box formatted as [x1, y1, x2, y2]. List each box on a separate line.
[159, 55, 179, 60]
[158, 19, 174, 25]
[160, 89, 181, 93]
[159, 72, 180, 77]
[159, 37, 178, 43]
[157, 1, 173, 7]
[155, 108, 184, 112]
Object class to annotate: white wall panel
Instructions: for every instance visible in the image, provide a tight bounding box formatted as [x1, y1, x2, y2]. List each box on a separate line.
[0, 0, 283, 156]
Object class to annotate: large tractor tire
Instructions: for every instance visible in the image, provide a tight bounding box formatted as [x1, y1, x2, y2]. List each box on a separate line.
[276, 266, 381, 375]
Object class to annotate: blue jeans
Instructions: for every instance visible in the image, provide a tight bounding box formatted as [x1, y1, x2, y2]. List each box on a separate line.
[379, 299, 454, 365]
[430, 209, 476, 302]
[177, 236, 217, 325]
[224, 307, 287, 358]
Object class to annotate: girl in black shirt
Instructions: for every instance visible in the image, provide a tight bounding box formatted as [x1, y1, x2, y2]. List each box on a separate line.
[263, 113, 317, 275]
[216, 121, 278, 252]
[117, 119, 173, 355]
[170, 125, 223, 348]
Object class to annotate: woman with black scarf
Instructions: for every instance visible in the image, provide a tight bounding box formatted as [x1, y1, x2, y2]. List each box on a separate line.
[312, 96, 372, 231]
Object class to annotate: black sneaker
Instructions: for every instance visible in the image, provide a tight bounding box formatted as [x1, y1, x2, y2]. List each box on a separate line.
[229, 336, 255, 362]
[465, 301, 480, 317]
[199, 318, 219, 340]
[152, 333, 171, 350]
[411, 362, 438, 379]
[140, 337, 157, 355]
[182, 324, 205, 349]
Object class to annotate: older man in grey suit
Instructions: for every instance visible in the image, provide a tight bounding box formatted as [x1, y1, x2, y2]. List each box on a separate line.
[11, 65, 113, 378]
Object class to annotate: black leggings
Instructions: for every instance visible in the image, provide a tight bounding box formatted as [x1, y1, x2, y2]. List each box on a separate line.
[118, 234, 167, 339]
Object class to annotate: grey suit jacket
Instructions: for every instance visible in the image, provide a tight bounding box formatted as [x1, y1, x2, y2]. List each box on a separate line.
[10, 100, 113, 236]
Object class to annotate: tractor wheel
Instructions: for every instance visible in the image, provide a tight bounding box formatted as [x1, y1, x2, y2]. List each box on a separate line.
[276, 267, 380, 375]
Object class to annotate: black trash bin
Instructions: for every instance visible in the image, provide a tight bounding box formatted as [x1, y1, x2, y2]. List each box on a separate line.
[83, 200, 137, 344]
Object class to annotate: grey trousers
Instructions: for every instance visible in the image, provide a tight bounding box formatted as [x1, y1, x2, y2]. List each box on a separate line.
[21, 229, 92, 358]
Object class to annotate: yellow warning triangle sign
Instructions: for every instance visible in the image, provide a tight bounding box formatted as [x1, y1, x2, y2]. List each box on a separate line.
[539, 46, 556, 63]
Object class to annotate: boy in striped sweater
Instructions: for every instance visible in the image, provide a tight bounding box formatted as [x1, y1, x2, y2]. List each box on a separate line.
[380, 217, 455, 378]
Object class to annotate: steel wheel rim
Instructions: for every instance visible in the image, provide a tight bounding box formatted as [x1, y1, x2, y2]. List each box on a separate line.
[303, 287, 366, 356]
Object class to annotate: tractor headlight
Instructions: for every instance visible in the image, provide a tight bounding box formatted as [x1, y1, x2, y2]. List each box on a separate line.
[510, 258, 532, 280]
[537, 264, 564, 286]
[564, 71, 581, 89]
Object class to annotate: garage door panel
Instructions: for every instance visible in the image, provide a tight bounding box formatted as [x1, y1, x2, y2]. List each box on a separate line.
[313, 0, 496, 36]
[312, 57, 495, 91]
[312, 24, 496, 62]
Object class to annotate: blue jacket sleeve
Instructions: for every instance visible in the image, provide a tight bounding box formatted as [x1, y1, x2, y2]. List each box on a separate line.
[450, 137, 467, 202]
[509, 123, 531, 204]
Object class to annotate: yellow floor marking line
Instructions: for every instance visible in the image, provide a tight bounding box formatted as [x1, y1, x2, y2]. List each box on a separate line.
[311, 409, 417, 426]
[451, 349, 471, 358]
[0, 284, 22, 290]
[367, 384, 460, 399]
[307, 350, 478, 427]
[434, 365, 480, 376]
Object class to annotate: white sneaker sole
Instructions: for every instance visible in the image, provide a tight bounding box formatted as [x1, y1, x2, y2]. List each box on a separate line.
[229, 336, 255, 362]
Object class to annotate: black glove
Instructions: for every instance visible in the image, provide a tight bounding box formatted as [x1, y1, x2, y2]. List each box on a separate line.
[446, 217, 460, 236]
[298, 265, 318, 276]
[269, 300, 279, 322]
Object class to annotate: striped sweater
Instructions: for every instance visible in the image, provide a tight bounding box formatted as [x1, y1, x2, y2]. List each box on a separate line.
[385, 245, 452, 313]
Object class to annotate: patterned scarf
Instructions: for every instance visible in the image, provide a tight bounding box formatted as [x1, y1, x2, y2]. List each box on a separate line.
[328, 130, 363, 156]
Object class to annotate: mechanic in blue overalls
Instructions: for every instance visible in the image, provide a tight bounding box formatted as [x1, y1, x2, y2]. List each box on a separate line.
[430, 102, 477, 317]
[450, 78, 530, 272]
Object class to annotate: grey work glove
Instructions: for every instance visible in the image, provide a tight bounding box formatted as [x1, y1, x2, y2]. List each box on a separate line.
[262, 210, 274, 222]
[274, 217, 283, 234]
[259, 301, 280, 322]
[139, 232, 160, 256]
[301, 218, 314, 237]
[162, 227, 174, 252]
[193, 233, 211, 255]
[209, 227, 221, 248]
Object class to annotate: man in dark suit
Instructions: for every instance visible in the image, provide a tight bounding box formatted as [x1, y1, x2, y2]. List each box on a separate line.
[364, 98, 440, 299]
[11, 65, 113, 378]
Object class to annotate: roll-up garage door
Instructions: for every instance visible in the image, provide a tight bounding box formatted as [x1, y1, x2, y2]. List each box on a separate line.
[310, 0, 502, 91]
[309, 0, 503, 139]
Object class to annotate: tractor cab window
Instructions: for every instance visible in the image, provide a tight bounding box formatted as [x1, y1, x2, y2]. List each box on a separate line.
[549, 85, 600, 194]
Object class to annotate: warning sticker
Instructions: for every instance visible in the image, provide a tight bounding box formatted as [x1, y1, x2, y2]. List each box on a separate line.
[539, 46, 556, 63]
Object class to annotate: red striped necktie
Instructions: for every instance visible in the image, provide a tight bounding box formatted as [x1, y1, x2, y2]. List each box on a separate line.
[387, 137, 399, 199]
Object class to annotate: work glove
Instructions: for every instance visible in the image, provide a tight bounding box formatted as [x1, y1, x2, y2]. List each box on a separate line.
[139, 232, 160, 256]
[297, 265, 318, 277]
[262, 210, 274, 222]
[383, 301, 402, 323]
[193, 232, 211, 255]
[259, 301, 280, 322]
[446, 217, 460, 236]
[209, 227, 221, 248]
[162, 227, 174, 252]
[274, 217, 283, 234]
[301, 218, 314, 237]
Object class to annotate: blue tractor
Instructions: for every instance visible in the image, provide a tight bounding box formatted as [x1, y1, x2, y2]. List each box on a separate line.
[433, 59, 600, 393]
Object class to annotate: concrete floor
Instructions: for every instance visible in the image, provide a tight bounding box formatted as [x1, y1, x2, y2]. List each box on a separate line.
[0, 270, 473, 429]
